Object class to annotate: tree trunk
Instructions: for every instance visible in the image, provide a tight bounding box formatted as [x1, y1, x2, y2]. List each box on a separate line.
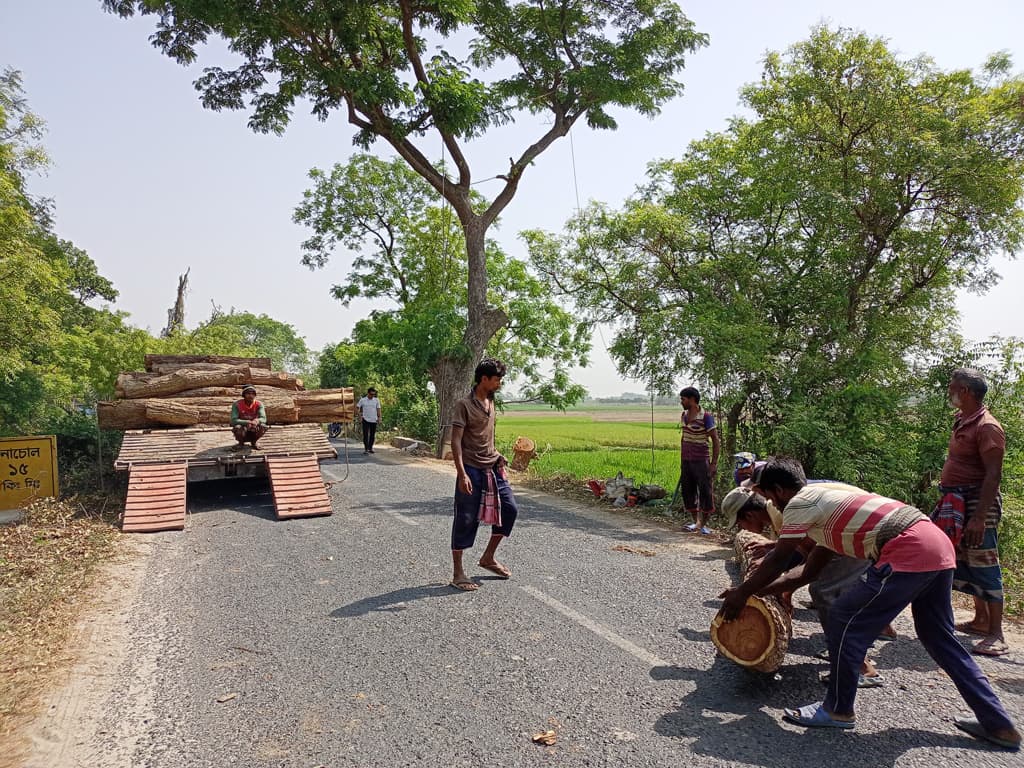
[429, 215, 511, 459]
[431, 356, 475, 459]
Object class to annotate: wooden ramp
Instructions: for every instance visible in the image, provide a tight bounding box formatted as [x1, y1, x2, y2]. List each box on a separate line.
[123, 463, 187, 532]
[267, 455, 333, 520]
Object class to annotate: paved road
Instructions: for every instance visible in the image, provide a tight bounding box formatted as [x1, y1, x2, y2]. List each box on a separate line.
[65, 443, 1024, 767]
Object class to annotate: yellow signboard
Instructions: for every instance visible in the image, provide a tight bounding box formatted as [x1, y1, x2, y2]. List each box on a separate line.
[0, 435, 59, 510]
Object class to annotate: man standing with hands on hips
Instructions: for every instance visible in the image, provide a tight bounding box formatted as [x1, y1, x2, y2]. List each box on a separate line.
[356, 387, 382, 454]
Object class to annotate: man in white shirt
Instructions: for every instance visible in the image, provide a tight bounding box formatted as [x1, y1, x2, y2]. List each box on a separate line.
[356, 387, 382, 454]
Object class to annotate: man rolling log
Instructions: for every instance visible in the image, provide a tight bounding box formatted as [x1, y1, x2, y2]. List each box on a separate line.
[717, 457, 1019, 750]
[231, 384, 268, 448]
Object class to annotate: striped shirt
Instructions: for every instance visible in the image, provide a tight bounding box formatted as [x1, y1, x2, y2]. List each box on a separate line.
[680, 409, 716, 461]
[778, 483, 910, 561]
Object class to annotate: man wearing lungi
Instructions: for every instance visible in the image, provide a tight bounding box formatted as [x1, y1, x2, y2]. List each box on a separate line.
[719, 457, 1018, 750]
[939, 368, 1009, 656]
[449, 358, 519, 592]
[231, 384, 268, 448]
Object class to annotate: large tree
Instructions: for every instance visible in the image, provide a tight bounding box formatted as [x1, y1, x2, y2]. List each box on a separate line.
[295, 152, 589, 426]
[528, 26, 1024, 491]
[0, 68, 152, 438]
[102, 0, 707, 441]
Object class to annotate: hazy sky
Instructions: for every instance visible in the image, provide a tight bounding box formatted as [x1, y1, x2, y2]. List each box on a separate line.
[2, 1, 1022, 396]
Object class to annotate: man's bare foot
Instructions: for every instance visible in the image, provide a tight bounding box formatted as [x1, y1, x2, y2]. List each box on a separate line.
[450, 577, 479, 592]
[478, 560, 511, 579]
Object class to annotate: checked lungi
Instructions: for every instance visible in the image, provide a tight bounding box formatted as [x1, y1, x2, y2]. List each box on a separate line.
[937, 484, 1004, 604]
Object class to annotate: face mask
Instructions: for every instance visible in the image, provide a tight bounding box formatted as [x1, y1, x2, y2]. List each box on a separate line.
[949, 393, 962, 409]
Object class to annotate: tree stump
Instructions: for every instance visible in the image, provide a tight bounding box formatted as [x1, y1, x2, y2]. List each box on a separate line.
[510, 436, 537, 471]
[710, 529, 792, 673]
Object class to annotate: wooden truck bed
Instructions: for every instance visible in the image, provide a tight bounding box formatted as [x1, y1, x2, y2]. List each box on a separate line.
[114, 424, 336, 469]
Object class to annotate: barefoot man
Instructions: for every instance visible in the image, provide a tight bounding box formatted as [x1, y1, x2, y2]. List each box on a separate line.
[449, 358, 519, 592]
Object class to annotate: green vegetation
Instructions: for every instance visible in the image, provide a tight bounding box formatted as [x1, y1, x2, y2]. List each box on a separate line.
[0, 71, 318, 490]
[303, 154, 590, 442]
[527, 27, 1024, 504]
[105, 0, 707, 445]
[496, 413, 680, 496]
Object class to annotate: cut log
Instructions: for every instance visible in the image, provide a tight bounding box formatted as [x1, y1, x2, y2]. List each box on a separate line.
[165, 386, 243, 399]
[98, 400, 148, 429]
[149, 361, 253, 375]
[247, 368, 300, 391]
[293, 389, 355, 407]
[99, 398, 300, 429]
[295, 404, 356, 422]
[709, 529, 792, 674]
[144, 400, 200, 426]
[510, 436, 537, 472]
[144, 354, 272, 372]
[120, 367, 249, 399]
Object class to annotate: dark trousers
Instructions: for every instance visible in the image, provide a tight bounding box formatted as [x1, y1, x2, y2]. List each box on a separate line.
[362, 419, 378, 451]
[451, 465, 519, 551]
[823, 564, 1013, 732]
[680, 460, 714, 512]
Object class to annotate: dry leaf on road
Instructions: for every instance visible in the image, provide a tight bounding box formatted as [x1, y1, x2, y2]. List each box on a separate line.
[216, 692, 238, 703]
[531, 730, 557, 745]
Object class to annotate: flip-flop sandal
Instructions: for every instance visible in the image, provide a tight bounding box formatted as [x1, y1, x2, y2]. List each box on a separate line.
[818, 671, 884, 689]
[876, 629, 897, 641]
[782, 702, 855, 729]
[478, 562, 511, 579]
[955, 622, 989, 637]
[699, 526, 712, 535]
[954, 717, 1021, 751]
[683, 523, 699, 532]
[972, 637, 1010, 657]
[450, 579, 479, 592]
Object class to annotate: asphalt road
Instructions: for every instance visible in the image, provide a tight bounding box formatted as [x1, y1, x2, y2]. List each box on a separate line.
[79, 442, 1024, 767]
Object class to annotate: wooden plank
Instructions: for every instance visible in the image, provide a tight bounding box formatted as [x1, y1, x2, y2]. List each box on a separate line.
[267, 455, 332, 520]
[123, 463, 187, 534]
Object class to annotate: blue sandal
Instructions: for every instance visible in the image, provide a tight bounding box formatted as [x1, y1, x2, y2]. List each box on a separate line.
[782, 702, 855, 729]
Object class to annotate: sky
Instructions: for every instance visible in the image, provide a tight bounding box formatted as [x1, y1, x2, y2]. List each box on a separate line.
[2, 1, 1023, 397]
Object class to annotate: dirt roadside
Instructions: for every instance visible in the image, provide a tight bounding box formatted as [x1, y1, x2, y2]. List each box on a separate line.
[5, 537, 155, 768]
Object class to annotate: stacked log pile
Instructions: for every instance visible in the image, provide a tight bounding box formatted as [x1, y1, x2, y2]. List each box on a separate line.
[99, 355, 354, 430]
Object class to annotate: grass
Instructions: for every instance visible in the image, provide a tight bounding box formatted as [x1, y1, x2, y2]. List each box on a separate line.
[496, 412, 684, 500]
[496, 414, 683, 491]
[0, 496, 121, 752]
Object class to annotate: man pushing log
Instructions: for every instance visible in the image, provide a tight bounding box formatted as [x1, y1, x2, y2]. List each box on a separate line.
[718, 457, 1019, 750]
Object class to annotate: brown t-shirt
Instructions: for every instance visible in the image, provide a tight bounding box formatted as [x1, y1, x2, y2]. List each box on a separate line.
[452, 395, 500, 469]
[940, 406, 1005, 486]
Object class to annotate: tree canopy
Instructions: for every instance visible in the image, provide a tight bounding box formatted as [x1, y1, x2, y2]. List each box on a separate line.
[527, 26, 1024, 493]
[298, 153, 589, 426]
[102, 0, 707, 447]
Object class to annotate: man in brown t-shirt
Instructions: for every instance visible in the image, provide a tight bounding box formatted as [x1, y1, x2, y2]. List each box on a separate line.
[449, 358, 520, 591]
[938, 368, 1008, 656]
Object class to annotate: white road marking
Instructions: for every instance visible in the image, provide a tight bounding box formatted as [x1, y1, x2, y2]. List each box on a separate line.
[381, 509, 419, 527]
[517, 584, 668, 668]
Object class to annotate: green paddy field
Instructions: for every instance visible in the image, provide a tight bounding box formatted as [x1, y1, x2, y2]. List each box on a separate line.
[495, 405, 683, 492]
